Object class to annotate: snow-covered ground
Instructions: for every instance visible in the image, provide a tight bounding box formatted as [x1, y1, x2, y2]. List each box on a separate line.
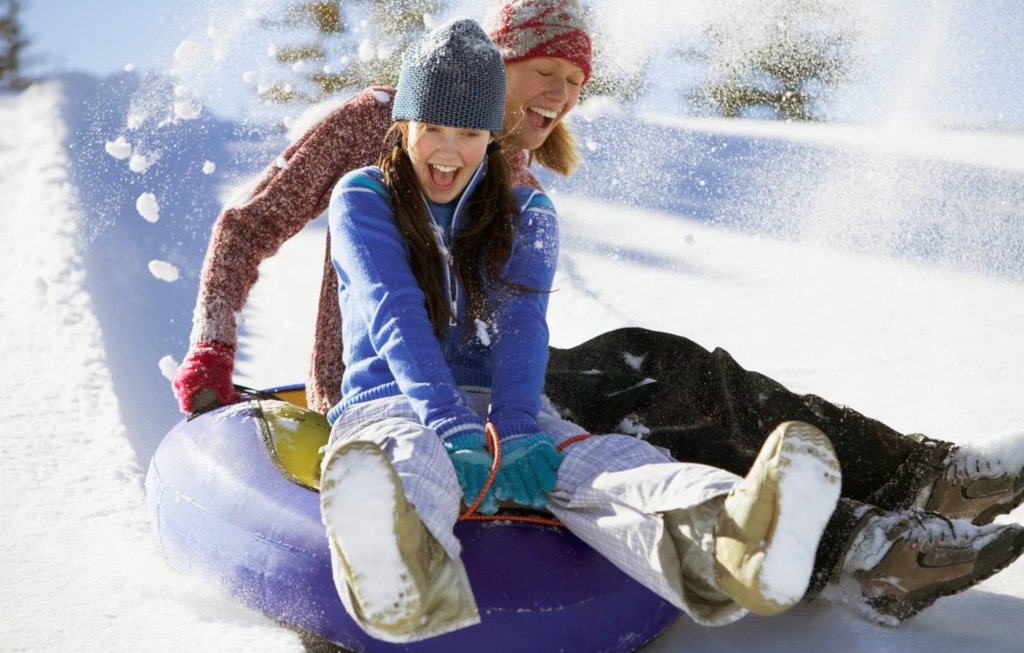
[2, 72, 1022, 653]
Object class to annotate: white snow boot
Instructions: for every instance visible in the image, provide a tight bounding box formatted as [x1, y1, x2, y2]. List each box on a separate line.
[714, 421, 842, 615]
[320, 440, 439, 641]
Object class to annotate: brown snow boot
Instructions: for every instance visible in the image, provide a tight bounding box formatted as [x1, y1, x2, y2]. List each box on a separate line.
[844, 509, 1024, 625]
[714, 421, 842, 615]
[911, 435, 1024, 525]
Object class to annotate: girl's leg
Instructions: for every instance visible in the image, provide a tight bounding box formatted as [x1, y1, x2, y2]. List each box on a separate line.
[545, 327, 949, 510]
[320, 396, 478, 642]
[539, 411, 841, 625]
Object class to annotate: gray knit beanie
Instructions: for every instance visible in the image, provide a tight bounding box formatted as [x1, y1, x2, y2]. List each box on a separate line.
[392, 19, 506, 132]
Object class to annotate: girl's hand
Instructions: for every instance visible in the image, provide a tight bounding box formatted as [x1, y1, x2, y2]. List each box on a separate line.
[172, 342, 241, 414]
[493, 433, 562, 509]
[444, 433, 499, 514]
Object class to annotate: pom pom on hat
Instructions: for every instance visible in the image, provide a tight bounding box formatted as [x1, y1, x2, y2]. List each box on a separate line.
[392, 19, 506, 132]
[483, 0, 593, 84]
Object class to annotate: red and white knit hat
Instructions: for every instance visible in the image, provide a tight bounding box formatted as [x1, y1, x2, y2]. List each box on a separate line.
[483, 0, 593, 84]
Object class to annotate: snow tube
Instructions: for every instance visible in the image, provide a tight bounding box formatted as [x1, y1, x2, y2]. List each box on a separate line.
[145, 386, 680, 652]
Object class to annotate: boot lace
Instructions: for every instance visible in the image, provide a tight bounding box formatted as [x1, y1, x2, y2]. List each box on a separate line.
[943, 446, 1005, 484]
[888, 510, 976, 548]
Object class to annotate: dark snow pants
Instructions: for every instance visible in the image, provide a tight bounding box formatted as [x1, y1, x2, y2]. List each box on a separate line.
[543, 327, 950, 599]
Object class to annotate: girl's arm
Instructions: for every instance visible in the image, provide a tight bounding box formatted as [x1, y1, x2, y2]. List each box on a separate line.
[189, 87, 395, 351]
[329, 172, 484, 442]
[487, 191, 560, 443]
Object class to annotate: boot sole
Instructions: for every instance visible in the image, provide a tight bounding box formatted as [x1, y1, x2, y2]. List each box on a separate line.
[716, 421, 842, 615]
[758, 422, 843, 610]
[320, 440, 425, 636]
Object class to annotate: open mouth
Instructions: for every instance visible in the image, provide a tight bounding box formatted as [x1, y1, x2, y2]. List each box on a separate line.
[527, 106, 558, 131]
[428, 163, 460, 191]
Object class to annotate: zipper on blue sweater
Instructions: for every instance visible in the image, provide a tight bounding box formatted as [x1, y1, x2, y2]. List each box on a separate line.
[425, 203, 458, 328]
[423, 160, 485, 332]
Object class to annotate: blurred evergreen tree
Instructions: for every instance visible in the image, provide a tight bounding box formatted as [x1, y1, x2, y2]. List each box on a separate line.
[0, 0, 29, 89]
[686, 0, 857, 121]
[582, 25, 650, 104]
[258, 0, 444, 104]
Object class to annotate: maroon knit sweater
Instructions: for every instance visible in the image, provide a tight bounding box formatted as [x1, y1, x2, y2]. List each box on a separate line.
[189, 86, 541, 414]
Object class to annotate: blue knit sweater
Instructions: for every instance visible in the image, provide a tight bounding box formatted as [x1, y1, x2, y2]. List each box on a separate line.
[325, 161, 559, 447]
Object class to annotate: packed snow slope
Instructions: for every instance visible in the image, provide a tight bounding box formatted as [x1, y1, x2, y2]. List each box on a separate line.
[2, 75, 1022, 652]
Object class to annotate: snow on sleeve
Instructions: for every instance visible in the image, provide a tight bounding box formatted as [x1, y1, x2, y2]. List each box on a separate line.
[136, 192, 160, 222]
[623, 352, 646, 370]
[158, 355, 180, 381]
[474, 318, 492, 346]
[616, 414, 651, 439]
[372, 90, 392, 104]
[148, 260, 180, 283]
[104, 136, 132, 160]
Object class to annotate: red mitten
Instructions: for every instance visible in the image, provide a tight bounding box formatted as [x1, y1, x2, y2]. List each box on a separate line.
[172, 342, 241, 413]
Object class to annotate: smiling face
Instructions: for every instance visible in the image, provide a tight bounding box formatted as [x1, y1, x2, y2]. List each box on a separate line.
[502, 57, 585, 151]
[404, 122, 491, 204]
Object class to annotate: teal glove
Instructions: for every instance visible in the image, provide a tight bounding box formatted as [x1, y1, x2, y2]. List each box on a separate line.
[493, 433, 562, 509]
[444, 432, 499, 514]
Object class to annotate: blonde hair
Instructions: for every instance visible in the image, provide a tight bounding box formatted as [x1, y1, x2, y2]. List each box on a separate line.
[531, 121, 581, 176]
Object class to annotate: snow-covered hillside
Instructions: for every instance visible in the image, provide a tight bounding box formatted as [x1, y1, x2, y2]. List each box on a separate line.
[0, 80, 299, 652]
[2, 74, 1022, 653]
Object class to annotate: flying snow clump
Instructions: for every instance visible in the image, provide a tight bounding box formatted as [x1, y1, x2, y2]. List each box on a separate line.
[148, 260, 180, 283]
[158, 355, 180, 381]
[358, 39, 375, 63]
[173, 40, 204, 68]
[174, 99, 202, 121]
[136, 192, 160, 222]
[104, 136, 132, 160]
[130, 153, 157, 173]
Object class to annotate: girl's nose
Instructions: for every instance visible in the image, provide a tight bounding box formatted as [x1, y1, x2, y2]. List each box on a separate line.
[544, 76, 569, 103]
[437, 131, 459, 153]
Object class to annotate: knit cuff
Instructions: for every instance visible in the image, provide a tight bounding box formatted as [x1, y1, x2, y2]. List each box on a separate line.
[442, 430, 487, 453]
[500, 431, 554, 454]
[434, 416, 487, 450]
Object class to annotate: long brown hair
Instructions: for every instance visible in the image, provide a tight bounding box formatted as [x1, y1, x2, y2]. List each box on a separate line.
[379, 123, 525, 336]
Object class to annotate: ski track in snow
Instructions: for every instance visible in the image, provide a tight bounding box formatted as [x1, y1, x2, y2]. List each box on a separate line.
[3, 77, 1022, 652]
